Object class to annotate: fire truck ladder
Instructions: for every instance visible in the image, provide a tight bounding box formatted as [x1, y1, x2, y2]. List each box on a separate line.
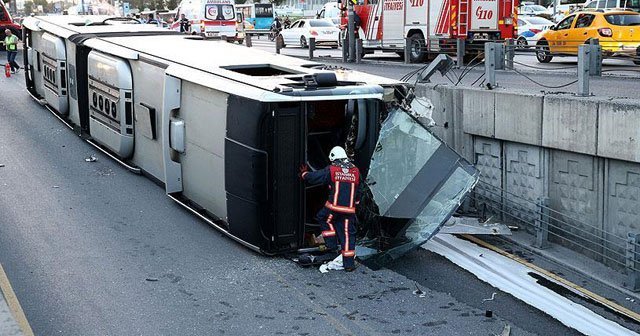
[458, 0, 469, 37]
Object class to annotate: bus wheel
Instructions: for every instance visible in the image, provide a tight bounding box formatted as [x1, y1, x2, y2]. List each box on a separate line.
[409, 32, 426, 63]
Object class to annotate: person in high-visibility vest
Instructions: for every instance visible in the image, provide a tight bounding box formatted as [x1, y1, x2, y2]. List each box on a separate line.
[3, 29, 20, 74]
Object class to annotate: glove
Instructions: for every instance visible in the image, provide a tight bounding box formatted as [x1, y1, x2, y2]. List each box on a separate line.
[299, 164, 309, 180]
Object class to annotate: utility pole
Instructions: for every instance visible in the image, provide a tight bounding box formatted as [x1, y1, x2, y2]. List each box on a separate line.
[347, 0, 355, 62]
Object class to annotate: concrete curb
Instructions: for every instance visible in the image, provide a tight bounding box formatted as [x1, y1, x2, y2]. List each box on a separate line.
[0, 284, 24, 336]
[0, 264, 31, 336]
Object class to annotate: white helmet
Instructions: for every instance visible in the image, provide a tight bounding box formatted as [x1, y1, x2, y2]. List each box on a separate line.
[328, 146, 348, 161]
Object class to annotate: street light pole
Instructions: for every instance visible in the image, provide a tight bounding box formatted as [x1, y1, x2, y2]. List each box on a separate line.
[347, 0, 355, 62]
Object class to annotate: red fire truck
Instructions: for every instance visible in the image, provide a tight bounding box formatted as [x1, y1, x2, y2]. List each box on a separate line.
[345, 0, 517, 62]
[0, 0, 21, 51]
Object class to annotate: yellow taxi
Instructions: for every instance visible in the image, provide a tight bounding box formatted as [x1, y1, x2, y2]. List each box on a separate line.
[535, 10, 640, 64]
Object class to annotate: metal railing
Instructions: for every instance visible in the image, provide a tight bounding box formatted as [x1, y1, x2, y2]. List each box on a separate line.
[472, 179, 640, 291]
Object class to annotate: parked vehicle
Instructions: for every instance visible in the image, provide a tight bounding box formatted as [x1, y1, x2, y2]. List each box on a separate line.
[281, 19, 340, 48]
[20, 14, 478, 263]
[519, 4, 554, 19]
[546, 2, 586, 17]
[517, 16, 555, 46]
[347, 0, 518, 63]
[535, 10, 640, 63]
[582, 0, 640, 12]
[169, 0, 241, 41]
[0, 0, 21, 51]
[236, 3, 274, 30]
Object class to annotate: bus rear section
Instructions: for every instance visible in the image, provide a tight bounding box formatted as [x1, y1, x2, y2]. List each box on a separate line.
[202, 0, 238, 40]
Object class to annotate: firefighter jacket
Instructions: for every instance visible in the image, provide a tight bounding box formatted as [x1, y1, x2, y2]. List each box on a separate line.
[302, 160, 361, 214]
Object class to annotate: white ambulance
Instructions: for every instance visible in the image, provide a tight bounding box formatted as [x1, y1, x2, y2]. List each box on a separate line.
[170, 0, 241, 41]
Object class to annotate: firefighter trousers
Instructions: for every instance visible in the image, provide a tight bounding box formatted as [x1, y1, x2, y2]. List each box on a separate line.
[317, 208, 356, 269]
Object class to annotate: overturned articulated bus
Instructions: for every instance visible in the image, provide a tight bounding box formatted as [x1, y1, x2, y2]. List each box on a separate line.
[22, 15, 478, 265]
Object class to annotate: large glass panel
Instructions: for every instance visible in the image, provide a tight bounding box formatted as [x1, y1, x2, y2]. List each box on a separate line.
[366, 109, 441, 216]
[357, 107, 478, 266]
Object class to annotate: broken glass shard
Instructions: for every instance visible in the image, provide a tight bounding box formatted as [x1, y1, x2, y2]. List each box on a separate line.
[357, 106, 478, 266]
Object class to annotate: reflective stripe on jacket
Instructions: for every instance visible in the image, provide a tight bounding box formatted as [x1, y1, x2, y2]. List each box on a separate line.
[4, 35, 17, 51]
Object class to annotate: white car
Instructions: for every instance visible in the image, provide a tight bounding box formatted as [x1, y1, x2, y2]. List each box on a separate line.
[280, 19, 340, 48]
[516, 16, 555, 46]
[519, 4, 550, 16]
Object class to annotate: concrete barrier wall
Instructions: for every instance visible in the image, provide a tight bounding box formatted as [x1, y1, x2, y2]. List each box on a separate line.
[417, 83, 640, 269]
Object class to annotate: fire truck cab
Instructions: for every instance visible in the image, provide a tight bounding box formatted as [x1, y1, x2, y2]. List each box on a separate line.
[0, 0, 21, 51]
[349, 0, 517, 62]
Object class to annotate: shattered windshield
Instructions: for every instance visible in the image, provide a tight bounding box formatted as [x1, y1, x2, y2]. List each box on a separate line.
[357, 106, 478, 266]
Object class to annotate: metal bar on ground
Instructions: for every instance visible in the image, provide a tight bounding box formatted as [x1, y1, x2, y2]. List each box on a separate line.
[577, 44, 590, 96]
[484, 42, 496, 89]
[309, 37, 315, 60]
[626, 233, 640, 292]
[505, 38, 515, 69]
[347, 1, 355, 62]
[456, 38, 465, 68]
[534, 197, 550, 249]
[404, 37, 411, 64]
[342, 37, 348, 63]
[589, 39, 602, 76]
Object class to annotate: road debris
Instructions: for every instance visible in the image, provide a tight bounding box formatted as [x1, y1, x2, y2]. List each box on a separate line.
[496, 324, 511, 336]
[319, 255, 344, 273]
[625, 297, 636, 303]
[52, 186, 59, 188]
[413, 282, 427, 298]
[0, 164, 5, 167]
[482, 292, 497, 303]
[84, 155, 97, 162]
[485, 310, 493, 317]
[145, 277, 159, 282]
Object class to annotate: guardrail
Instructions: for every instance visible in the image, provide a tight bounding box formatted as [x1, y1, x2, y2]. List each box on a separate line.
[471, 179, 640, 291]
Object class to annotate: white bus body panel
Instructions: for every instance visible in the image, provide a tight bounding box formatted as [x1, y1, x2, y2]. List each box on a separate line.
[87, 51, 134, 158]
[178, 81, 228, 219]
[129, 59, 169, 182]
[41, 32, 68, 115]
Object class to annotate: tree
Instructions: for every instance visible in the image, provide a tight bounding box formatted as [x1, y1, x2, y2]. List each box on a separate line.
[165, 0, 178, 10]
[24, 1, 33, 14]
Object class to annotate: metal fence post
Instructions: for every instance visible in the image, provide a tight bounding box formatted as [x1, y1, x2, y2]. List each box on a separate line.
[484, 42, 496, 89]
[342, 37, 349, 63]
[356, 39, 362, 63]
[589, 39, 602, 76]
[275, 35, 281, 54]
[245, 33, 252, 47]
[456, 38, 465, 68]
[577, 44, 590, 96]
[626, 233, 640, 292]
[505, 38, 515, 69]
[534, 197, 550, 249]
[404, 37, 411, 64]
[309, 37, 315, 60]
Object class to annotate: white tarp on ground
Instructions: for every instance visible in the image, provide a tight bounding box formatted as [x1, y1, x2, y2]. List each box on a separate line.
[424, 234, 639, 336]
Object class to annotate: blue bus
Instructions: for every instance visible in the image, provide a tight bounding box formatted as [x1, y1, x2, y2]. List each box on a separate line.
[236, 3, 274, 30]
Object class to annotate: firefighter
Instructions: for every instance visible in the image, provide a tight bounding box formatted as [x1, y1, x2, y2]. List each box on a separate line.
[300, 146, 360, 271]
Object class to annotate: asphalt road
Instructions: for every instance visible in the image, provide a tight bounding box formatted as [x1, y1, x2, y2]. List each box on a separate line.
[248, 38, 640, 98]
[0, 55, 630, 335]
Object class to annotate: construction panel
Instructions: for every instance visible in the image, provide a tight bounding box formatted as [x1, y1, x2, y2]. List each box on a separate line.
[549, 150, 604, 260]
[504, 143, 545, 231]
